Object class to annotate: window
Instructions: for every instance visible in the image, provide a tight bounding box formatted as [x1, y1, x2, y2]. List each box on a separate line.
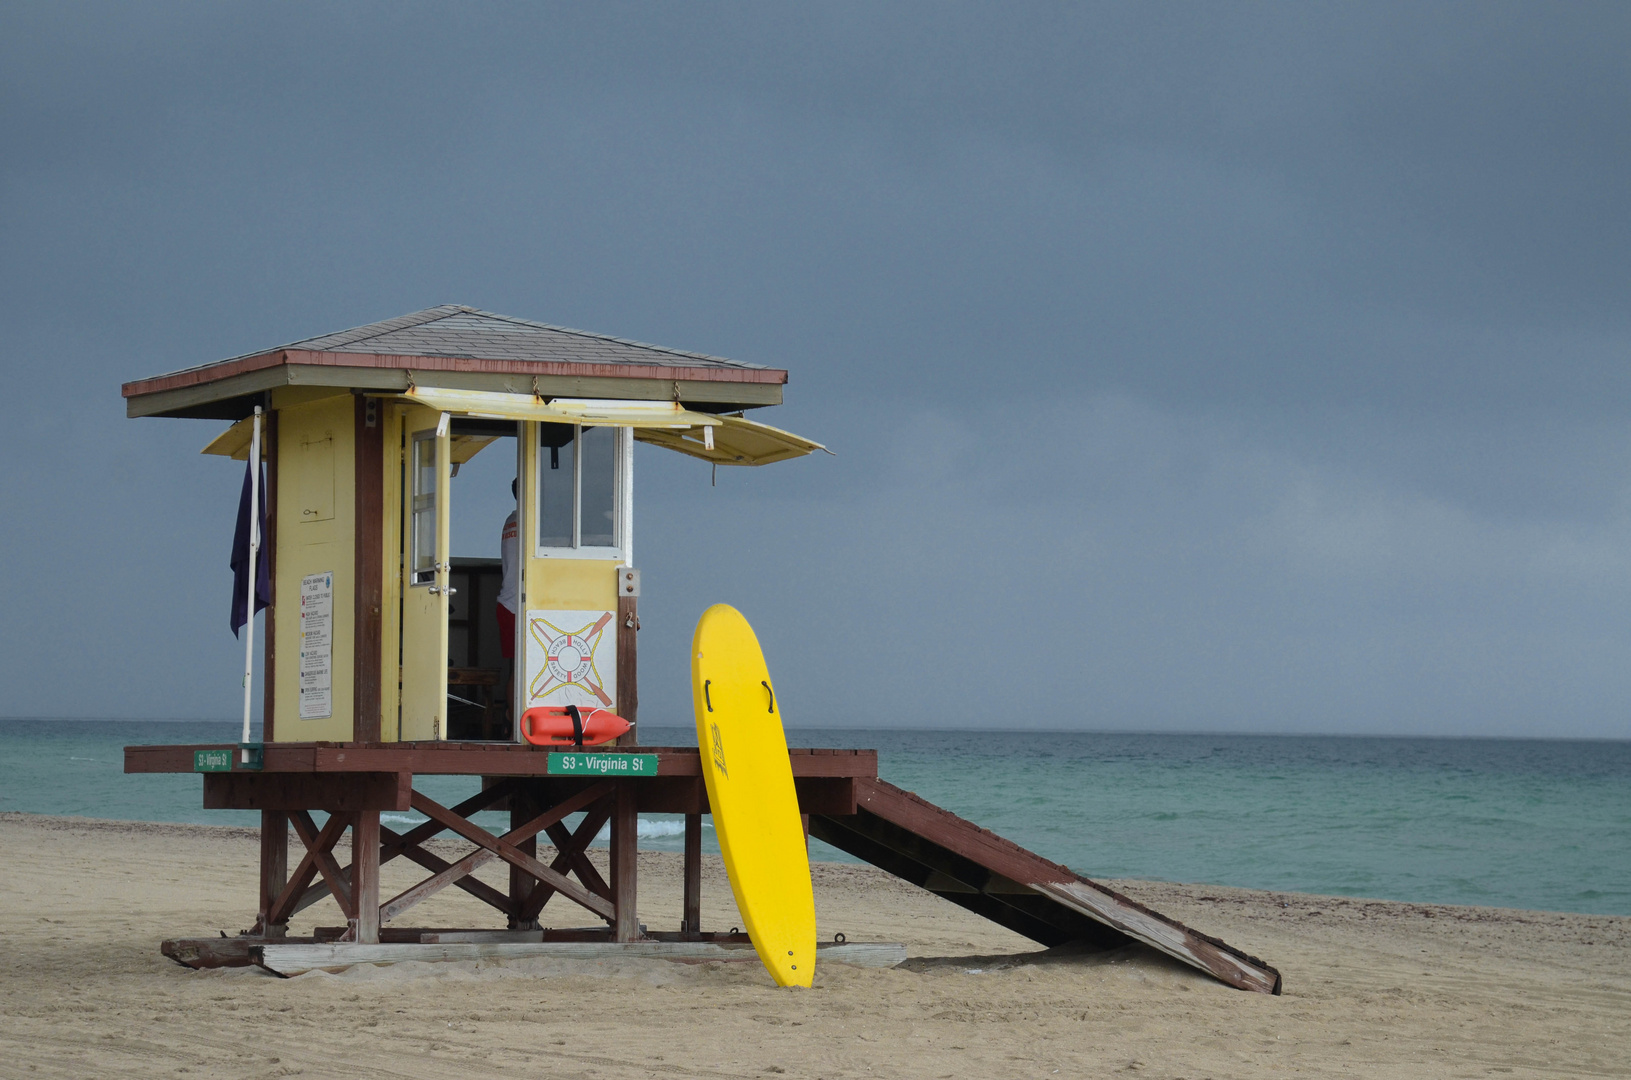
[410, 431, 438, 585]
[537, 423, 622, 555]
[580, 426, 616, 547]
[538, 425, 574, 548]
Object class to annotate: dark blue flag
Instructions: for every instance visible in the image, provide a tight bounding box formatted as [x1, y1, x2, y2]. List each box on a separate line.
[230, 459, 271, 637]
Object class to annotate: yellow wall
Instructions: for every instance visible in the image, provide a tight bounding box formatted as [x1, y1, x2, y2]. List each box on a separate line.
[273, 393, 356, 741]
[525, 558, 620, 609]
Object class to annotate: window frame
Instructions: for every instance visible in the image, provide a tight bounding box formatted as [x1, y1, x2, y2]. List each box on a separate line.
[409, 428, 440, 586]
[533, 423, 628, 561]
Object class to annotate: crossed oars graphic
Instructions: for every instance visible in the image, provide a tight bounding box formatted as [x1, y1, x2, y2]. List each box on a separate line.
[528, 612, 615, 706]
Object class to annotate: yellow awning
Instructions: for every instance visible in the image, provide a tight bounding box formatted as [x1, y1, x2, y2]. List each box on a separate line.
[450, 434, 498, 465]
[396, 388, 826, 464]
[201, 415, 255, 459]
[391, 387, 721, 429]
[635, 414, 828, 466]
[200, 409, 495, 464]
[201, 391, 827, 468]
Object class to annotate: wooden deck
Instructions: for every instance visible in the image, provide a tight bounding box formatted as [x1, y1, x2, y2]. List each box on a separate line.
[125, 742, 1280, 992]
[125, 742, 877, 778]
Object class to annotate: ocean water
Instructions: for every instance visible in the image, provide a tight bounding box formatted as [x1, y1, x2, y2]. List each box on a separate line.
[1, 719, 1627, 916]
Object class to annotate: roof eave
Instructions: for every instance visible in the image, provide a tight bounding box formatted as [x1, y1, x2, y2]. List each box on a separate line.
[122, 349, 789, 420]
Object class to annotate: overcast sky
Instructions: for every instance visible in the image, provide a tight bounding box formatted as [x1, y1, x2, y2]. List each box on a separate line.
[3, 2, 1628, 736]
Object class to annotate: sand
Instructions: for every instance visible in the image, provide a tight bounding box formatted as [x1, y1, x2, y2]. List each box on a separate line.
[1, 813, 1627, 1079]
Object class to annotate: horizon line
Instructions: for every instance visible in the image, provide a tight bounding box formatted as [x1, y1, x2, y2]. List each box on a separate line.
[1, 716, 1626, 743]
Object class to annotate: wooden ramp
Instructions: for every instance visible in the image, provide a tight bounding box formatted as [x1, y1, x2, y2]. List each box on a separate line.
[810, 778, 1282, 995]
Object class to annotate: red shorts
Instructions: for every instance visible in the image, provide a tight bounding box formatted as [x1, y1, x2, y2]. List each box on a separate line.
[496, 603, 516, 659]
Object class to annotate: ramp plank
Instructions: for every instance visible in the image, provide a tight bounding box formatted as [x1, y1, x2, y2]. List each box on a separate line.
[811, 778, 1281, 994]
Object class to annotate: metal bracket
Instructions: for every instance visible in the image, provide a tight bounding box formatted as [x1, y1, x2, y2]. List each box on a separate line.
[617, 566, 640, 598]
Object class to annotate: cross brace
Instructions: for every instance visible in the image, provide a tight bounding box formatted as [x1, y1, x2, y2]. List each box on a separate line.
[263, 779, 619, 935]
[384, 783, 616, 924]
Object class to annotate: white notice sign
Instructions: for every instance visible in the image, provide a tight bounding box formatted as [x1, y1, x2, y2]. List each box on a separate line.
[298, 571, 333, 720]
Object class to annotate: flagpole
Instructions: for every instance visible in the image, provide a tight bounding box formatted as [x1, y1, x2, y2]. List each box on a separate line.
[241, 406, 263, 764]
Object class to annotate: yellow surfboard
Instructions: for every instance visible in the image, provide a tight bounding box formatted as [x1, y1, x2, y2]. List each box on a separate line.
[692, 604, 816, 987]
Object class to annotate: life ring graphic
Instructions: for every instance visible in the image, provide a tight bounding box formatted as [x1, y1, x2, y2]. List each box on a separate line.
[528, 611, 614, 706]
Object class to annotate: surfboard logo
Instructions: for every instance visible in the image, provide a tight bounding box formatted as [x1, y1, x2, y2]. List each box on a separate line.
[710, 721, 729, 778]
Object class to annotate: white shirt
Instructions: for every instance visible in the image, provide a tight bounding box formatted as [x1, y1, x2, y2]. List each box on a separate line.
[497, 509, 519, 613]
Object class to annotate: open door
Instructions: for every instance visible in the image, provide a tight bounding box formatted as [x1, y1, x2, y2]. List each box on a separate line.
[514, 420, 626, 723]
[400, 408, 451, 740]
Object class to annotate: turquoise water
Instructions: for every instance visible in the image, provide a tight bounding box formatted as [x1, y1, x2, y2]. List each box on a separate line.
[2, 719, 1627, 916]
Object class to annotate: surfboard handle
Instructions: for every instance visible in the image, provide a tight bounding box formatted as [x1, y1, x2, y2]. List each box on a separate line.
[698, 678, 773, 713]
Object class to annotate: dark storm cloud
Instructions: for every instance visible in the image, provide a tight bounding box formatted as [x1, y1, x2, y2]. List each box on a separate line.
[1, 3, 1626, 734]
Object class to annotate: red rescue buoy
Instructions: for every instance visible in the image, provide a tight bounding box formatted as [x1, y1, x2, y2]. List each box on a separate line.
[520, 705, 631, 747]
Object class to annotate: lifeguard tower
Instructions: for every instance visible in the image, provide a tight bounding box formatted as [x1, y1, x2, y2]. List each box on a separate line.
[122, 306, 1279, 992]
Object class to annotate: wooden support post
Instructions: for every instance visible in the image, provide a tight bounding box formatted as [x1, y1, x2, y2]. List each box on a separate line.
[510, 785, 539, 929]
[257, 810, 288, 937]
[353, 395, 384, 741]
[615, 590, 638, 746]
[682, 812, 702, 940]
[611, 780, 640, 941]
[350, 811, 381, 944]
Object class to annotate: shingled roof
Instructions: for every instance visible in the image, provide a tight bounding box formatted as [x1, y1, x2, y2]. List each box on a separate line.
[122, 306, 788, 419]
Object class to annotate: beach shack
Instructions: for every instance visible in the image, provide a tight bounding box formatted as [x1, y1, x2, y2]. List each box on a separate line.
[121, 306, 1279, 992]
[130, 304, 818, 744]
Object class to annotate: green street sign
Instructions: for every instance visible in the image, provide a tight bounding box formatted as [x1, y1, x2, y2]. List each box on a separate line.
[194, 749, 234, 772]
[547, 752, 658, 777]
